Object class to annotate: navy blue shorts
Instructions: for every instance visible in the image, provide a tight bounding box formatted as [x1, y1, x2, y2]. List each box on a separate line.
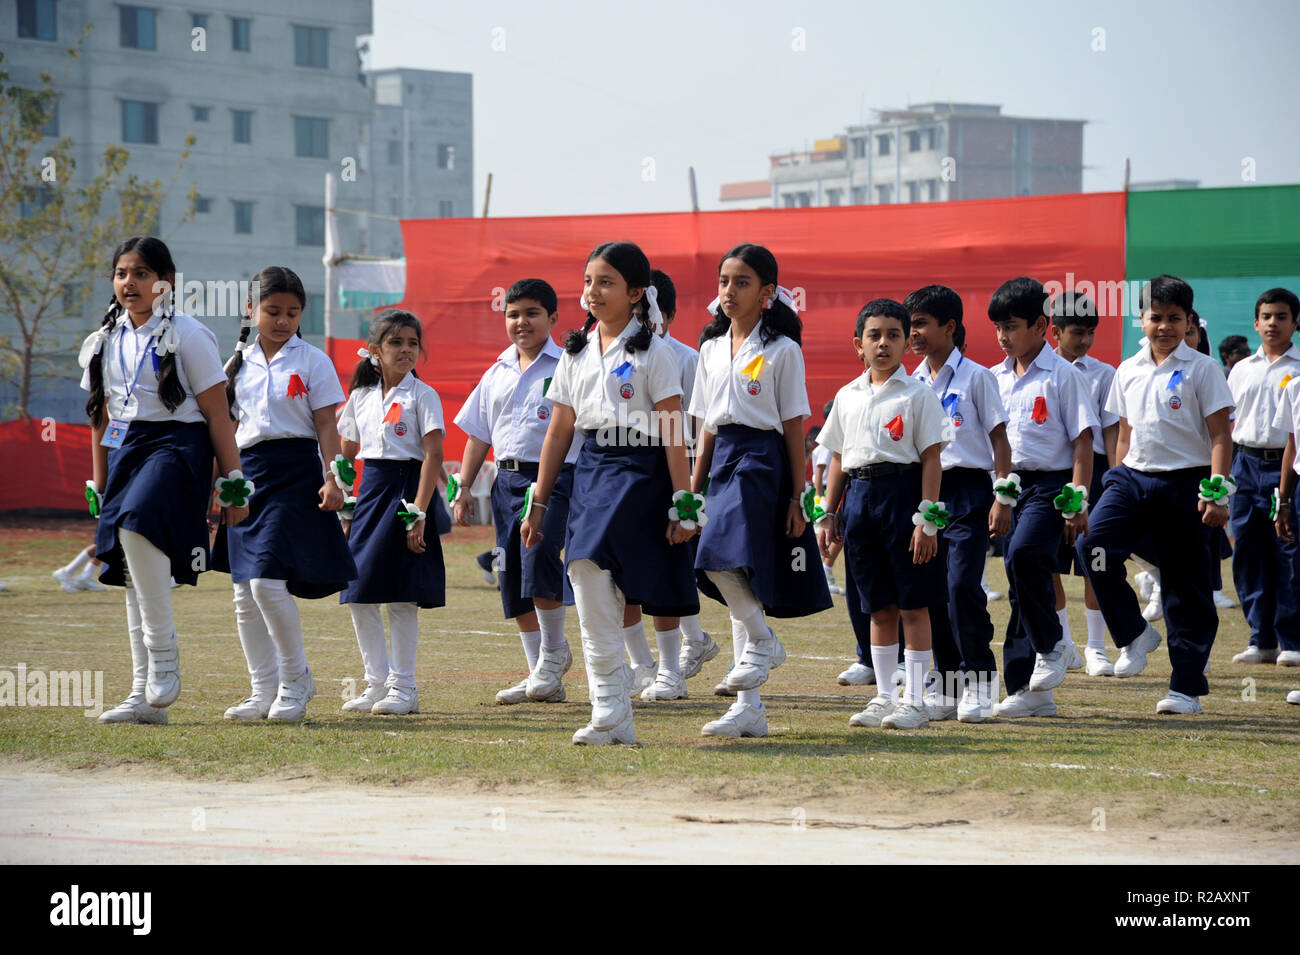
[841, 466, 946, 614]
[491, 465, 574, 619]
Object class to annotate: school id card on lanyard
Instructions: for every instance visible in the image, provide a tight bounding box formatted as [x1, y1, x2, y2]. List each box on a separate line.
[101, 327, 158, 449]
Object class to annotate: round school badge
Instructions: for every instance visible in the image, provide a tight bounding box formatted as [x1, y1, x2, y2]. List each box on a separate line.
[619, 382, 635, 399]
[952, 412, 964, 427]
[537, 406, 550, 420]
[747, 380, 762, 396]
[393, 420, 408, 436]
[1169, 395, 1181, 410]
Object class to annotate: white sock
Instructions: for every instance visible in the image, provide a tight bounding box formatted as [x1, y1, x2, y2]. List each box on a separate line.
[904, 648, 928, 707]
[536, 605, 568, 652]
[705, 569, 768, 646]
[823, 562, 836, 577]
[679, 614, 706, 644]
[870, 643, 899, 700]
[123, 586, 147, 696]
[63, 546, 94, 576]
[77, 561, 99, 580]
[1057, 608, 1072, 644]
[519, 629, 542, 671]
[348, 603, 390, 688]
[250, 578, 307, 682]
[623, 621, 655, 669]
[732, 618, 761, 708]
[1085, 609, 1108, 650]
[232, 581, 279, 696]
[386, 602, 419, 690]
[118, 529, 174, 651]
[655, 629, 682, 674]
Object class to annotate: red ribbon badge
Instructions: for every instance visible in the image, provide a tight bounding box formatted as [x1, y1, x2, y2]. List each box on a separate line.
[286, 374, 308, 399]
[885, 414, 904, 441]
[1031, 396, 1049, 424]
[382, 402, 402, 425]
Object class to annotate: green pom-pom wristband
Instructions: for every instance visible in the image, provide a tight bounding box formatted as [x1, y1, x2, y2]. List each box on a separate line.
[519, 483, 548, 522]
[800, 485, 825, 523]
[446, 472, 464, 505]
[993, 472, 1022, 507]
[1053, 483, 1088, 518]
[329, 454, 356, 493]
[215, 470, 255, 507]
[912, 499, 951, 536]
[669, 489, 708, 531]
[397, 499, 426, 528]
[85, 481, 102, 518]
[1198, 474, 1236, 507]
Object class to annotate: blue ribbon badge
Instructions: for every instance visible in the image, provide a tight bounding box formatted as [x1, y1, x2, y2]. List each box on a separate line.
[1166, 369, 1182, 391]
[612, 361, 634, 384]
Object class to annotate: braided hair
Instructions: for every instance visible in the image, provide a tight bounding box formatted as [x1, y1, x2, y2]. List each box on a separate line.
[565, 241, 655, 355]
[350, 308, 423, 391]
[85, 236, 183, 427]
[225, 266, 307, 409]
[700, 243, 802, 348]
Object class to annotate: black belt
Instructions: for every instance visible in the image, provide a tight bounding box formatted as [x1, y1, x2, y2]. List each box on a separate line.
[497, 459, 573, 473]
[1235, 445, 1285, 463]
[847, 462, 918, 481]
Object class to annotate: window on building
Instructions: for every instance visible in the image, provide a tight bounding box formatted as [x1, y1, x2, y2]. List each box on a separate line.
[387, 139, 401, 164]
[927, 179, 939, 201]
[120, 6, 157, 50]
[438, 199, 454, 218]
[231, 109, 251, 143]
[437, 144, 455, 170]
[851, 137, 866, 159]
[782, 194, 796, 209]
[294, 116, 329, 158]
[41, 97, 59, 137]
[17, 0, 57, 40]
[876, 184, 893, 204]
[301, 294, 324, 335]
[877, 134, 891, 157]
[825, 188, 843, 207]
[851, 185, 867, 205]
[907, 131, 921, 153]
[924, 128, 937, 150]
[231, 16, 249, 51]
[122, 100, 159, 143]
[191, 105, 209, 122]
[232, 200, 253, 234]
[295, 205, 324, 246]
[293, 25, 328, 68]
[191, 196, 211, 214]
[191, 12, 206, 29]
[905, 181, 919, 203]
[797, 192, 812, 208]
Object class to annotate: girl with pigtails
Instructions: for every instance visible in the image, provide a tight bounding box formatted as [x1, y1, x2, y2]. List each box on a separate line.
[79, 236, 247, 724]
[213, 266, 357, 723]
[522, 240, 698, 746]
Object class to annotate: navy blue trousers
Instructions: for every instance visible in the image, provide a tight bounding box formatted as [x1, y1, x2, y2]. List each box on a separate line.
[1077, 465, 1216, 697]
[1002, 469, 1072, 694]
[929, 468, 998, 681]
[842, 545, 872, 665]
[1229, 452, 1300, 652]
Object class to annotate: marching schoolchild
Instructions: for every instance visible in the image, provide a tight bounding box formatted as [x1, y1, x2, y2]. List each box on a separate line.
[1271, 359, 1300, 703]
[52, 543, 109, 592]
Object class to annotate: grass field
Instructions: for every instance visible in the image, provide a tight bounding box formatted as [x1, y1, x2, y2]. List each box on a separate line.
[1, 514, 1297, 836]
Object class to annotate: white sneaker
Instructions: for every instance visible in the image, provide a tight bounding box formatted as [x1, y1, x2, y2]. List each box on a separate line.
[1029, 638, 1070, 692]
[713, 665, 737, 697]
[924, 671, 958, 720]
[701, 702, 767, 738]
[1135, 570, 1155, 602]
[1142, 586, 1163, 622]
[371, 685, 419, 715]
[224, 694, 273, 722]
[1155, 691, 1203, 714]
[641, 668, 688, 701]
[1064, 640, 1084, 670]
[957, 672, 999, 723]
[1115, 625, 1162, 678]
[1212, 590, 1237, 609]
[849, 695, 895, 727]
[145, 637, 180, 708]
[495, 678, 531, 705]
[982, 582, 1004, 602]
[627, 662, 658, 697]
[1277, 651, 1300, 668]
[52, 567, 81, 594]
[1232, 646, 1278, 664]
[726, 629, 777, 691]
[342, 683, 387, 712]
[573, 709, 636, 745]
[824, 567, 846, 596]
[771, 631, 787, 669]
[77, 572, 108, 591]
[99, 693, 168, 725]
[837, 662, 875, 686]
[1085, 647, 1115, 676]
[994, 688, 1057, 718]
[592, 668, 632, 730]
[527, 643, 573, 700]
[1286, 689, 1300, 705]
[678, 633, 718, 679]
[268, 670, 317, 722]
[882, 702, 930, 729]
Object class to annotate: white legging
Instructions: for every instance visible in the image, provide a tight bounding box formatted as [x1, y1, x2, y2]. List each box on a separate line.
[348, 603, 418, 690]
[705, 568, 767, 707]
[119, 529, 175, 652]
[567, 559, 629, 696]
[233, 579, 307, 695]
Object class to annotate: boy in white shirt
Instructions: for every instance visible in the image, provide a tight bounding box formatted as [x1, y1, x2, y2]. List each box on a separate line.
[1077, 275, 1236, 714]
[1270, 367, 1300, 704]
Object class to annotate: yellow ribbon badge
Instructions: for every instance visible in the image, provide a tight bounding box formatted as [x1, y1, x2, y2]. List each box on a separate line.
[740, 355, 765, 381]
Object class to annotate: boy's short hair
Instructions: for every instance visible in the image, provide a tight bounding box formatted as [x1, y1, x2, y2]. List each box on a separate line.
[856, 298, 911, 338]
[987, 277, 1048, 326]
[823, 399, 834, 419]
[1050, 291, 1099, 330]
[1138, 274, 1194, 315]
[1254, 287, 1300, 322]
[650, 269, 677, 319]
[1217, 334, 1250, 362]
[505, 278, 558, 315]
[903, 285, 963, 326]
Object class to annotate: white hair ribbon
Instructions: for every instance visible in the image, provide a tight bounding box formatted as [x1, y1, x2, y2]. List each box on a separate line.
[643, 285, 664, 332]
[77, 328, 110, 369]
[153, 318, 180, 355]
[578, 292, 590, 313]
[704, 285, 799, 317]
[357, 346, 379, 368]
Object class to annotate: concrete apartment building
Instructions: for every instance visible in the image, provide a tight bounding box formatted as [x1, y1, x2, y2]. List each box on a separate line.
[721, 102, 1084, 209]
[2, 0, 472, 419]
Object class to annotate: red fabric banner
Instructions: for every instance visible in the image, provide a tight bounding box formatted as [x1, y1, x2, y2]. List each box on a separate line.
[0, 418, 94, 511]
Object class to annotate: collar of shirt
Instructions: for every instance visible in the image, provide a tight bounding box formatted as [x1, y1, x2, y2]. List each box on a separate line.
[114, 310, 162, 336]
[585, 317, 639, 356]
[912, 348, 961, 386]
[495, 337, 562, 370]
[381, 370, 419, 400]
[1248, 343, 1300, 364]
[864, 364, 911, 394]
[1133, 339, 1197, 369]
[248, 334, 304, 367]
[998, 342, 1057, 378]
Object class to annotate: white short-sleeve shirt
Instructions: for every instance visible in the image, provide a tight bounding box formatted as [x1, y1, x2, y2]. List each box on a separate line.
[230, 335, 345, 449]
[818, 366, 953, 470]
[1270, 383, 1300, 477]
[1228, 343, 1300, 449]
[454, 338, 580, 464]
[912, 348, 1008, 470]
[662, 332, 700, 413]
[547, 319, 682, 438]
[991, 344, 1098, 472]
[1069, 352, 1119, 454]
[688, 324, 810, 433]
[1107, 341, 1236, 472]
[811, 443, 832, 472]
[337, 372, 444, 461]
[79, 310, 226, 424]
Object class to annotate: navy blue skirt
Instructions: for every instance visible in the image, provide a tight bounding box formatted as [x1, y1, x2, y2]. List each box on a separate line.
[492, 465, 575, 619]
[212, 438, 357, 599]
[94, 420, 213, 588]
[564, 432, 698, 616]
[695, 425, 832, 618]
[339, 458, 445, 608]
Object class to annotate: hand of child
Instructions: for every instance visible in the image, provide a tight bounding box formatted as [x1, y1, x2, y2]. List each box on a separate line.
[1199, 499, 1228, 529]
[406, 518, 427, 553]
[989, 501, 1012, 539]
[816, 524, 834, 561]
[453, 497, 474, 528]
[786, 500, 806, 539]
[225, 504, 250, 527]
[909, 524, 937, 564]
[1277, 507, 1294, 543]
[1063, 511, 1088, 546]
[319, 480, 343, 512]
[666, 519, 695, 545]
[520, 510, 543, 549]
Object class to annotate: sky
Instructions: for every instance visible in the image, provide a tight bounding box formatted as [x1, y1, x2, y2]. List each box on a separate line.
[367, 0, 1300, 217]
